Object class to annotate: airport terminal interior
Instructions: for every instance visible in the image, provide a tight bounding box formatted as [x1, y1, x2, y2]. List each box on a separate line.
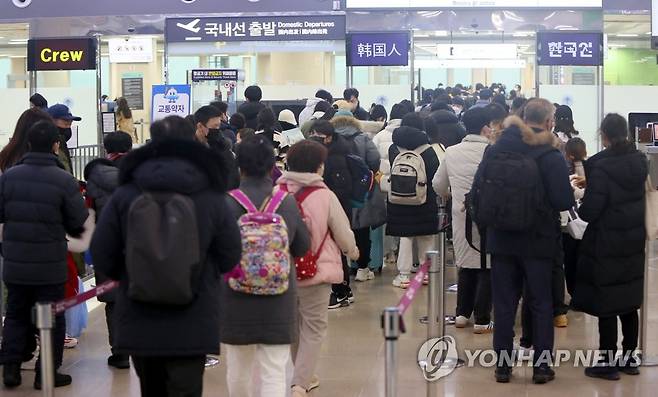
[2, 0, 658, 396]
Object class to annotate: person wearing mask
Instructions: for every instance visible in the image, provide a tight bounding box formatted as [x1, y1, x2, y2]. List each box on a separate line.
[433, 107, 494, 334]
[221, 135, 310, 397]
[330, 110, 380, 283]
[83, 131, 133, 370]
[471, 89, 493, 109]
[47, 104, 81, 174]
[452, 96, 465, 120]
[554, 105, 579, 143]
[343, 88, 370, 121]
[308, 121, 357, 309]
[238, 85, 266, 130]
[29, 93, 48, 110]
[278, 109, 305, 150]
[194, 105, 240, 190]
[471, 98, 574, 384]
[277, 140, 359, 397]
[0, 108, 52, 172]
[90, 116, 241, 396]
[210, 101, 237, 146]
[572, 114, 647, 380]
[0, 120, 88, 390]
[115, 97, 136, 144]
[301, 101, 334, 137]
[193, 105, 224, 146]
[298, 89, 333, 126]
[387, 113, 440, 289]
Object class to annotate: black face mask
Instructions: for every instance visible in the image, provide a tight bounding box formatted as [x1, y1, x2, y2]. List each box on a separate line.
[208, 128, 221, 136]
[309, 135, 327, 145]
[58, 127, 72, 142]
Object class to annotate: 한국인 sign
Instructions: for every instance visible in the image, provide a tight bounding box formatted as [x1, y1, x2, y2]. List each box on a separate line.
[537, 32, 603, 67]
[346, 32, 410, 67]
[166, 15, 346, 43]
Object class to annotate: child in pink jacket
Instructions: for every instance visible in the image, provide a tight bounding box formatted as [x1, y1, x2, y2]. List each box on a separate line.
[278, 140, 359, 397]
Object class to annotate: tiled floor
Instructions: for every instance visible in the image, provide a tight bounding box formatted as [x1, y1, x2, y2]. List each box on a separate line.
[4, 252, 658, 397]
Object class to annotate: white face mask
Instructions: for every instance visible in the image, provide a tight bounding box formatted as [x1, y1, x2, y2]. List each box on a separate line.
[452, 106, 463, 114]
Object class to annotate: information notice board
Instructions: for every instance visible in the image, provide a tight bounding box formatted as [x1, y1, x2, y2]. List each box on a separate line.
[121, 76, 144, 110]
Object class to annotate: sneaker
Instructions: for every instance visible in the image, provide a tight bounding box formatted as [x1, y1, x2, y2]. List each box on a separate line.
[618, 356, 641, 375]
[455, 315, 470, 328]
[585, 363, 620, 380]
[328, 292, 349, 309]
[392, 274, 411, 289]
[532, 366, 556, 384]
[411, 263, 420, 273]
[291, 385, 307, 397]
[473, 321, 494, 334]
[205, 356, 220, 368]
[34, 371, 72, 390]
[3, 363, 21, 388]
[355, 268, 375, 282]
[495, 366, 512, 383]
[447, 284, 458, 293]
[347, 290, 355, 304]
[64, 336, 78, 349]
[107, 354, 130, 369]
[554, 314, 568, 328]
[307, 375, 320, 391]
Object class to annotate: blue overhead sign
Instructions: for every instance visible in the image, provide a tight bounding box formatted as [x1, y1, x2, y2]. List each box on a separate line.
[537, 32, 603, 66]
[346, 32, 410, 67]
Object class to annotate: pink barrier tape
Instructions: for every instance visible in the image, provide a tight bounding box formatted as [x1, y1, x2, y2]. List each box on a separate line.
[52, 280, 119, 314]
[396, 259, 431, 316]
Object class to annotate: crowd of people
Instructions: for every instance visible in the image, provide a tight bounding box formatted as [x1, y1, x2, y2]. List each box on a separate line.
[0, 81, 649, 395]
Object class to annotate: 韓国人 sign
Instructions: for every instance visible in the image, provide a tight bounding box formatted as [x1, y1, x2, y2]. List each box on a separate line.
[537, 32, 603, 66]
[191, 69, 239, 82]
[166, 15, 345, 43]
[27, 38, 97, 71]
[347, 32, 410, 67]
[151, 85, 191, 122]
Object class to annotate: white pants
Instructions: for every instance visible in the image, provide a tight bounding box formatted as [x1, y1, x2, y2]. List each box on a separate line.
[396, 235, 435, 275]
[224, 343, 291, 397]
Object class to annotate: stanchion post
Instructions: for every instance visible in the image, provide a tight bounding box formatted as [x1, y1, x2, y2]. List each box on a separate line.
[35, 303, 55, 397]
[427, 250, 441, 340]
[382, 307, 400, 397]
[640, 239, 658, 366]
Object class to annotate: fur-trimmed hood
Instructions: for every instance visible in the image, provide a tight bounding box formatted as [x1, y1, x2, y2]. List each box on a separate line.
[119, 139, 227, 193]
[331, 115, 362, 138]
[503, 115, 560, 148]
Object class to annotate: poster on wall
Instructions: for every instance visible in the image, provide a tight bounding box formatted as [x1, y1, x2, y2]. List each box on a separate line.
[536, 32, 603, 66]
[109, 38, 153, 63]
[122, 74, 145, 110]
[346, 32, 410, 67]
[151, 85, 191, 122]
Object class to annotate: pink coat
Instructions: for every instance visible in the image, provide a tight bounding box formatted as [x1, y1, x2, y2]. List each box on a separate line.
[277, 172, 358, 287]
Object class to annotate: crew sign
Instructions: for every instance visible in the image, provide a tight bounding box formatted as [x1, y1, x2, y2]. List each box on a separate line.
[28, 38, 97, 71]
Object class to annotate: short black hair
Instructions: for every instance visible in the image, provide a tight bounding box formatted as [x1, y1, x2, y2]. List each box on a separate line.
[485, 103, 508, 125]
[314, 100, 333, 113]
[194, 105, 222, 126]
[286, 140, 328, 173]
[150, 116, 196, 142]
[311, 120, 334, 136]
[104, 131, 133, 154]
[244, 85, 262, 102]
[28, 120, 60, 153]
[315, 89, 333, 103]
[511, 97, 527, 112]
[398, 99, 415, 114]
[565, 137, 587, 161]
[600, 113, 629, 147]
[343, 88, 359, 101]
[235, 135, 276, 178]
[390, 103, 408, 120]
[257, 108, 276, 130]
[229, 113, 246, 130]
[401, 113, 424, 130]
[370, 104, 387, 121]
[210, 101, 228, 115]
[30, 93, 48, 109]
[462, 107, 491, 134]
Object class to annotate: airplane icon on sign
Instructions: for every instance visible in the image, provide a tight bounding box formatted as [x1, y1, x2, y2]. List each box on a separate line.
[177, 19, 201, 33]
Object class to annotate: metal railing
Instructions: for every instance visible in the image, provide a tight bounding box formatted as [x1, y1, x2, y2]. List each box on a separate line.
[70, 145, 102, 181]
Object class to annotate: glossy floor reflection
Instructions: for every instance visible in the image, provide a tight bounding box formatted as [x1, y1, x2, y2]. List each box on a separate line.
[4, 256, 658, 397]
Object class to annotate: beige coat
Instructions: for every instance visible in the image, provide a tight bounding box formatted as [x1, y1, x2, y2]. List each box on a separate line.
[116, 112, 137, 143]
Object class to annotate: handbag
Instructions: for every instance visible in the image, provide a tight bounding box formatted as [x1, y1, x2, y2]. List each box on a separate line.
[566, 207, 588, 240]
[645, 176, 658, 240]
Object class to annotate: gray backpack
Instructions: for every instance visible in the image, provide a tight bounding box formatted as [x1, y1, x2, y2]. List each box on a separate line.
[388, 144, 430, 206]
[125, 192, 201, 305]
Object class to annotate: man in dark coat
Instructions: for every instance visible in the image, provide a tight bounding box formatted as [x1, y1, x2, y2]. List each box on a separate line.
[572, 113, 648, 380]
[386, 113, 440, 289]
[0, 120, 88, 389]
[90, 117, 242, 397]
[343, 88, 370, 121]
[237, 85, 266, 130]
[471, 99, 574, 384]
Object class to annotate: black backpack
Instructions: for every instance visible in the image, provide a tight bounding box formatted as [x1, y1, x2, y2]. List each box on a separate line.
[471, 146, 554, 232]
[125, 191, 202, 305]
[345, 134, 374, 208]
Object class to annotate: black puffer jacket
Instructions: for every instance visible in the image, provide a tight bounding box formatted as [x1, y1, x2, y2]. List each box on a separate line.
[572, 144, 648, 317]
[386, 126, 440, 237]
[323, 134, 353, 215]
[90, 139, 242, 356]
[0, 152, 88, 285]
[237, 101, 266, 130]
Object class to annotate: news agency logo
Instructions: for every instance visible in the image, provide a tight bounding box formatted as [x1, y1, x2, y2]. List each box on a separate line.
[417, 335, 459, 381]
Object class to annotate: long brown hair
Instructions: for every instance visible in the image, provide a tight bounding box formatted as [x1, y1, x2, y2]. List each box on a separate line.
[116, 97, 133, 119]
[0, 108, 52, 172]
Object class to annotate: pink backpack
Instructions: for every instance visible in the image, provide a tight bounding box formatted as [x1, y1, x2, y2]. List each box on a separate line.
[226, 189, 290, 295]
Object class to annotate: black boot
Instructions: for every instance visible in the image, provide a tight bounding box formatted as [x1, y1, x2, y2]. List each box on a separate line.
[34, 370, 72, 390]
[3, 363, 22, 388]
[532, 366, 556, 384]
[584, 363, 620, 381]
[618, 355, 641, 376]
[107, 354, 130, 369]
[494, 366, 512, 383]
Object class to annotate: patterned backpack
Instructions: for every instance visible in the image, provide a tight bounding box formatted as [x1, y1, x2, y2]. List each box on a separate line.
[226, 189, 291, 295]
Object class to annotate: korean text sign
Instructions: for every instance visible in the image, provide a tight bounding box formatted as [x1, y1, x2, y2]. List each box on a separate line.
[191, 69, 239, 82]
[537, 32, 603, 66]
[151, 85, 191, 122]
[166, 15, 345, 43]
[347, 32, 409, 67]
